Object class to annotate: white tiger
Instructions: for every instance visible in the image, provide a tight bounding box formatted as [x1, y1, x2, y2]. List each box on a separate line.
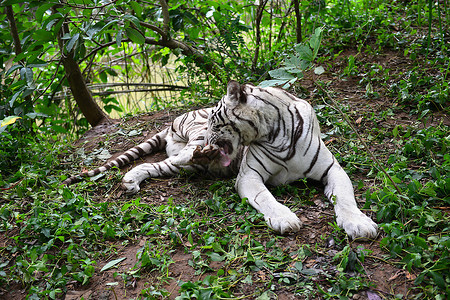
[64, 81, 378, 239]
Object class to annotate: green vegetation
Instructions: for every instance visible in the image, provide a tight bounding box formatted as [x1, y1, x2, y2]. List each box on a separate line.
[1, 0, 449, 299]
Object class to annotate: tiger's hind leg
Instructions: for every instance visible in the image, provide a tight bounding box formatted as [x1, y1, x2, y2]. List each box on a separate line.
[122, 159, 203, 193]
[122, 144, 206, 193]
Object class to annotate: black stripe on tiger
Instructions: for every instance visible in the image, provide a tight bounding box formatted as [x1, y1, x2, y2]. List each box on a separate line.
[232, 106, 259, 136]
[286, 107, 304, 160]
[303, 116, 314, 156]
[247, 164, 265, 182]
[304, 136, 321, 176]
[253, 190, 265, 207]
[248, 148, 274, 176]
[250, 93, 286, 132]
[320, 161, 334, 183]
[162, 161, 178, 175]
[63, 128, 169, 186]
[252, 142, 289, 172]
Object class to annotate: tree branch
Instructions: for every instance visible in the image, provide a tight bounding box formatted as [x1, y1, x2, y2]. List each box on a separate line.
[88, 83, 188, 90]
[140, 21, 166, 39]
[91, 88, 185, 97]
[6, 4, 33, 116]
[275, 2, 295, 44]
[159, 0, 170, 38]
[5, 6, 23, 58]
[252, 0, 269, 72]
[144, 37, 225, 83]
[81, 39, 131, 63]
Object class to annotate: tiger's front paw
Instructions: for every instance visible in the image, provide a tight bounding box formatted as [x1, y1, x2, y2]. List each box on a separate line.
[122, 180, 140, 194]
[192, 145, 220, 165]
[265, 212, 302, 235]
[337, 211, 378, 240]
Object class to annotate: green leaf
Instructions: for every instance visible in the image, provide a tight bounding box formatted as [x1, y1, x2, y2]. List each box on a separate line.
[393, 125, 399, 137]
[123, 14, 141, 26]
[43, 13, 63, 31]
[33, 29, 54, 42]
[414, 236, 428, 249]
[429, 271, 445, 289]
[51, 124, 67, 133]
[116, 30, 123, 47]
[309, 27, 323, 60]
[5, 64, 22, 77]
[283, 78, 298, 89]
[66, 33, 80, 53]
[189, 27, 200, 40]
[242, 274, 253, 284]
[51, 18, 65, 35]
[9, 88, 24, 107]
[100, 257, 127, 272]
[294, 261, 303, 271]
[300, 268, 321, 275]
[256, 291, 271, 300]
[99, 69, 108, 83]
[28, 60, 48, 68]
[125, 28, 145, 44]
[268, 68, 295, 80]
[295, 44, 313, 61]
[35, 2, 56, 23]
[20, 67, 33, 84]
[208, 252, 223, 262]
[130, 1, 143, 17]
[0, 0, 24, 5]
[1, 116, 21, 127]
[259, 79, 290, 88]
[285, 55, 302, 68]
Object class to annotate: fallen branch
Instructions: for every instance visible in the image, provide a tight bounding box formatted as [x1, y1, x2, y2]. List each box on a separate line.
[0, 178, 24, 191]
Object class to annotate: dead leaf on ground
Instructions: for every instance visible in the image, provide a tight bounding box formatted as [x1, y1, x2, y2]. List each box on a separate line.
[388, 269, 417, 281]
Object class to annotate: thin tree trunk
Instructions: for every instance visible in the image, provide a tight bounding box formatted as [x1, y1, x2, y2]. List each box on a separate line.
[57, 20, 110, 127]
[275, 1, 295, 44]
[6, 5, 34, 132]
[252, 0, 268, 72]
[6, 6, 23, 57]
[293, 0, 302, 43]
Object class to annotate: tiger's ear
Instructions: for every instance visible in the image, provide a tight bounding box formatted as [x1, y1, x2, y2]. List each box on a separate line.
[226, 80, 246, 105]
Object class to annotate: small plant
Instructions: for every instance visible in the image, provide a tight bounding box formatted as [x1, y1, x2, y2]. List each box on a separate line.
[259, 27, 324, 88]
[341, 55, 358, 77]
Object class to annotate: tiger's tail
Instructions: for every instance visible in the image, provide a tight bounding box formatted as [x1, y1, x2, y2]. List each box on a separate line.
[62, 127, 169, 186]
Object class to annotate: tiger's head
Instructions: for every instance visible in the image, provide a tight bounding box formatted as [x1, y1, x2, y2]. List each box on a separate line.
[206, 81, 261, 167]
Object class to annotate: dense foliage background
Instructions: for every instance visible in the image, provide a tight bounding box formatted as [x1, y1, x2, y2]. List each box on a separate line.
[0, 0, 448, 299]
